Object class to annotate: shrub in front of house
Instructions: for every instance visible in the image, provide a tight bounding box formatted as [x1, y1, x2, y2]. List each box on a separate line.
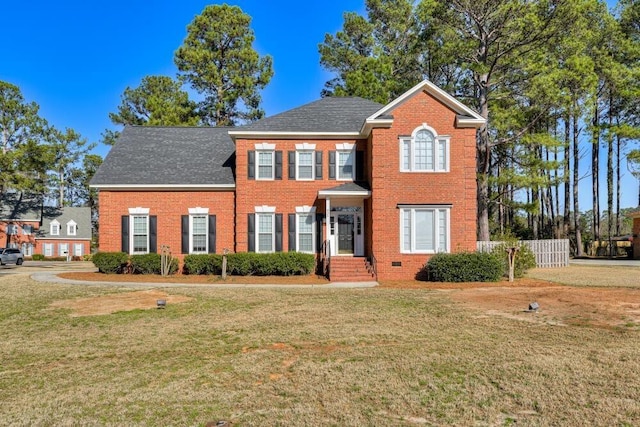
[424, 252, 503, 282]
[490, 242, 537, 278]
[184, 252, 315, 276]
[31, 254, 45, 261]
[130, 253, 178, 275]
[92, 252, 129, 274]
[183, 254, 223, 274]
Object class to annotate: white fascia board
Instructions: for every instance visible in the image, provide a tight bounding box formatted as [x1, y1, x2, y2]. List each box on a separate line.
[90, 184, 236, 190]
[367, 79, 485, 124]
[455, 116, 486, 128]
[359, 118, 394, 135]
[228, 131, 363, 140]
[317, 190, 372, 198]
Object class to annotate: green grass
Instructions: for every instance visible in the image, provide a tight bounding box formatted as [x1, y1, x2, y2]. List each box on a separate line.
[1, 274, 640, 425]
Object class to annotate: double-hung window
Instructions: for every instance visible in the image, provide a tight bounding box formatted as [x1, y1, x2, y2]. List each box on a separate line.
[50, 220, 60, 236]
[190, 215, 208, 253]
[335, 143, 355, 180]
[7, 224, 18, 235]
[297, 213, 315, 253]
[22, 225, 32, 235]
[297, 151, 314, 180]
[67, 221, 77, 236]
[131, 215, 149, 254]
[257, 151, 274, 179]
[257, 213, 275, 252]
[400, 126, 449, 172]
[400, 206, 450, 253]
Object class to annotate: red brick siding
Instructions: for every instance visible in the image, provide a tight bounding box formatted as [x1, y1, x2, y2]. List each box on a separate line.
[97, 191, 235, 262]
[0, 221, 39, 249]
[234, 138, 367, 252]
[370, 89, 477, 280]
[36, 240, 90, 257]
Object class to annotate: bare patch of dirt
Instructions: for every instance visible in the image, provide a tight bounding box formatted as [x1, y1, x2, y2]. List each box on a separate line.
[449, 285, 640, 328]
[378, 277, 552, 289]
[49, 289, 193, 317]
[58, 272, 330, 285]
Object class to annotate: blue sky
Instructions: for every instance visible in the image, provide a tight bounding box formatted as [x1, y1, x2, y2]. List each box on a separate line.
[1, 0, 637, 210]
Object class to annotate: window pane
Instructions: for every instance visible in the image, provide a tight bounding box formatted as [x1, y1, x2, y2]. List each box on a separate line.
[259, 215, 272, 233]
[414, 130, 434, 171]
[438, 210, 447, 252]
[403, 210, 411, 251]
[299, 234, 313, 252]
[297, 214, 313, 253]
[338, 151, 353, 179]
[402, 140, 410, 170]
[438, 139, 446, 170]
[414, 210, 434, 251]
[192, 215, 207, 252]
[298, 214, 313, 233]
[258, 235, 273, 252]
[258, 152, 273, 179]
[257, 214, 273, 252]
[133, 216, 147, 234]
[133, 236, 147, 252]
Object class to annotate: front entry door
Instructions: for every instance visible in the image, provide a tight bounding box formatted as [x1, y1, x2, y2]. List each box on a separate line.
[337, 214, 354, 254]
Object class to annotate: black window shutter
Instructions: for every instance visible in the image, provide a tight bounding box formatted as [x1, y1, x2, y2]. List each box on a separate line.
[288, 213, 296, 251]
[208, 215, 217, 253]
[288, 151, 296, 179]
[181, 215, 189, 254]
[121, 215, 129, 253]
[356, 150, 365, 181]
[248, 150, 255, 179]
[275, 151, 283, 180]
[315, 151, 323, 179]
[149, 216, 157, 253]
[247, 214, 255, 252]
[329, 151, 336, 179]
[275, 214, 283, 252]
[316, 213, 324, 253]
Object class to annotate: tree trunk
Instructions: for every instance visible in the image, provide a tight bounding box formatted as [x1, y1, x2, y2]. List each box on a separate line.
[615, 133, 621, 236]
[476, 74, 491, 241]
[58, 170, 64, 208]
[573, 110, 583, 257]
[563, 114, 571, 239]
[607, 93, 613, 257]
[592, 99, 600, 243]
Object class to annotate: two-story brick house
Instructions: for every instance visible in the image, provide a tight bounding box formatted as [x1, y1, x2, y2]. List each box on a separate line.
[91, 80, 484, 280]
[0, 192, 92, 258]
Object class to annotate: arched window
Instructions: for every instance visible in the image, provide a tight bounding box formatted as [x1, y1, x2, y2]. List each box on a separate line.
[400, 125, 449, 172]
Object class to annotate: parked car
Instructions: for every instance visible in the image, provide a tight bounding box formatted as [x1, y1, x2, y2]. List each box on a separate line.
[0, 248, 24, 265]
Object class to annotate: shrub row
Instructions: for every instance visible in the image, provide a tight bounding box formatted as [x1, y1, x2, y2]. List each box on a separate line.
[490, 243, 537, 279]
[184, 252, 315, 276]
[425, 252, 503, 282]
[92, 252, 129, 274]
[130, 253, 179, 275]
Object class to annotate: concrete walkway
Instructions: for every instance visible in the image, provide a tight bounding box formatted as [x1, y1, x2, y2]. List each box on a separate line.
[29, 270, 378, 289]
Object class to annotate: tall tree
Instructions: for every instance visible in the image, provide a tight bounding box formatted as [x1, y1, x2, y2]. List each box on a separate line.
[319, 0, 430, 103]
[47, 127, 95, 208]
[0, 81, 50, 196]
[109, 75, 199, 126]
[175, 4, 273, 126]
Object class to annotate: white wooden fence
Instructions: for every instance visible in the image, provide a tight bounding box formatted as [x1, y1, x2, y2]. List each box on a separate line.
[477, 239, 570, 268]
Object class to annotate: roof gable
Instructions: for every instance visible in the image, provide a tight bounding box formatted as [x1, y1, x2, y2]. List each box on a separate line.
[366, 80, 485, 129]
[40, 207, 91, 239]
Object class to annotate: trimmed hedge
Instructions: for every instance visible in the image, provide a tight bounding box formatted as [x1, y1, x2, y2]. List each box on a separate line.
[92, 252, 129, 274]
[490, 243, 537, 278]
[184, 252, 315, 276]
[424, 252, 503, 282]
[31, 254, 45, 261]
[130, 253, 178, 275]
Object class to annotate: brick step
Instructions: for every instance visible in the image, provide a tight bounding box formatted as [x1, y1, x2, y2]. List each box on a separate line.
[328, 257, 375, 282]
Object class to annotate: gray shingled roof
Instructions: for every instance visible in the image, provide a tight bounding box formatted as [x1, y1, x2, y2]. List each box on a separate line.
[0, 192, 42, 221]
[321, 182, 371, 192]
[90, 126, 236, 186]
[39, 207, 92, 240]
[238, 97, 384, 133]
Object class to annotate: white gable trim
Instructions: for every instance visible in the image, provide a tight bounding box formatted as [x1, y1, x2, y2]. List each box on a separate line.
[366, 80, 485, 127]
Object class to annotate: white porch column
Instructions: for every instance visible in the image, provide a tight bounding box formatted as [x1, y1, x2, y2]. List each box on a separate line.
[325, 197, 331, 255]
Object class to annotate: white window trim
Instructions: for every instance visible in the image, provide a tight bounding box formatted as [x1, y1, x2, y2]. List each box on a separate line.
[399, 205, 451, 254]
[296, 150, 315, 181]
[50, 220, 60, 236]
[295, 206, 316, 254]
[130, 215, 149, 255]
[59, 243, 69, 256]
[189, 214, 209, 254]
[67, 220, 77, 236]
[255, 142, 276, 181]
[256, 213, 275, 253]
[400, 124, 450, 173]
[335, 143, 356, 181]
[43, 243, 53, 256]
